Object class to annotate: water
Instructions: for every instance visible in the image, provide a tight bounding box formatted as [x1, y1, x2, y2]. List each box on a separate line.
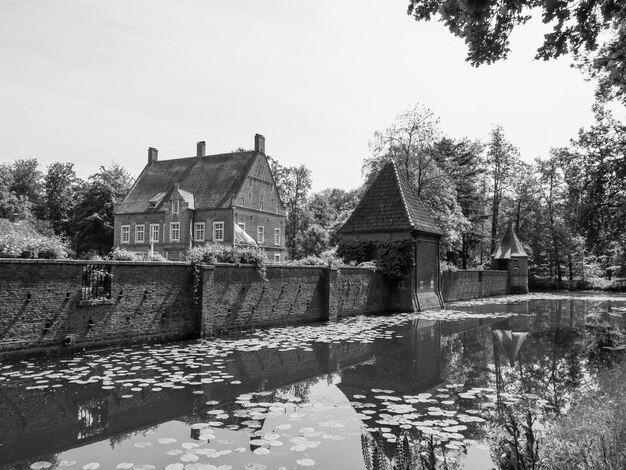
[1, 292, 625, 470]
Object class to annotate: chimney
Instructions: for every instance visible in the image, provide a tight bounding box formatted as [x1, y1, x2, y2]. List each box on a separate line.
[254, 134, 265, 154]
[197, 141, 205, 157]
[148, 147, 158, 164]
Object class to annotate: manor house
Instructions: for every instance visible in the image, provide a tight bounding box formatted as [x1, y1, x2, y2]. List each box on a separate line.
[114, 134, 287, 261]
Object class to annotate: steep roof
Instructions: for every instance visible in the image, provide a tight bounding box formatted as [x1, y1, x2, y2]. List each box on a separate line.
[338, 161, 443, 236]
[116, 151, 258, 214]
[492, 223, 528, 258]
[0, 218, 42, 238]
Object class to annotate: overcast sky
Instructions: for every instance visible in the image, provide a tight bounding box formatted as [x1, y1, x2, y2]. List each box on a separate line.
[0, 0, 601, 192]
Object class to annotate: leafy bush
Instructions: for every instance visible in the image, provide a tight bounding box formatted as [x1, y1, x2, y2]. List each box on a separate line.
[0, 233, 71, 259]
[186, 243, 269, 303]
[285, 248, 345, 267]
[187, 243, 268, 278]
[141, 252, 167, 262]
[337, 239, 414, 280]
[109, 247, 140, 261]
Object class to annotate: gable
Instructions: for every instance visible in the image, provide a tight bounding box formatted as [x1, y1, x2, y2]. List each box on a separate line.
[235, 154, 285, 212]
[339, 162, 443, 236]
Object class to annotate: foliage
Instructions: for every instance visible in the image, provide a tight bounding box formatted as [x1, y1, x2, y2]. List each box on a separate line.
[284, 248, 346, 268]
[109, 247, 168, 262]
[44, 162, 81, 237]
[0, 233, 71, 259]
[538, 361, 626, 470]
[109, 247, 140, 261]
[186, 243, 269, 278]
[494, 410, 542, 470]
[337, 239, 414, 281]
[71, 163, 133, 256]
[406, 0, 626, 103]
[268, 157, 312, 260]
[364, 104, 469, 254]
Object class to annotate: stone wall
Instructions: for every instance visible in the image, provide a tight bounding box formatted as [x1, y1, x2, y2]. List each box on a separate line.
[441, 270, 508, 302]
[0, 259, 198, 357]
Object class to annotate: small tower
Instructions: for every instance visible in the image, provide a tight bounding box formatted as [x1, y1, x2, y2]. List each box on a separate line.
[492, 223, 529, 294]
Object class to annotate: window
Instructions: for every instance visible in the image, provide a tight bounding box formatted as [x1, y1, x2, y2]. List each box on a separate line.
[150, 224, 159, 243]
[195, 222, 205, 242]
[121, 225, 130, 244]
[257, 226, 264, 244]
[513, 259, 519, 269]
[274, 228, 281, 246]
[259, 200, 264, 211]
[274, 253, 280, 263]
[276, 205, 280, 214]
[240, 196, 245, 207]
[172, 200, 180, 215]
[170, 222, 180, 242]
[135, 225, 145, 243]
[213, 221, 224, 242]
[237, 222, 245, 231]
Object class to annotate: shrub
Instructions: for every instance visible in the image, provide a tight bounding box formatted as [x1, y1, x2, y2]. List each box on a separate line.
[286, 248, 345, 267]
[0, 233, 70, 259]
[109, 247, 140, 261]
[338, 239, 414, 281]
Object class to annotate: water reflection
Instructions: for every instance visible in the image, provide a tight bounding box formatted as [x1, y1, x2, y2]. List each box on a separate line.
[0, 294, 625, 469]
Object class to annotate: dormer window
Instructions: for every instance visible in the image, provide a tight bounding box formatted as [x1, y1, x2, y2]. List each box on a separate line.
[173, 200, 180, 215]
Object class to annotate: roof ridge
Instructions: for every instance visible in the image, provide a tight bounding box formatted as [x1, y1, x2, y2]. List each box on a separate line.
[390, 162, 415, 230]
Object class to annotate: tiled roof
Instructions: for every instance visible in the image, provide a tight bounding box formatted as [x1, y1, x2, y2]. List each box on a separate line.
[116, 151, 258, 214]
[0, 218, 42, 238]
[338, 162, 443, 236]
[492, 223, 528, 258]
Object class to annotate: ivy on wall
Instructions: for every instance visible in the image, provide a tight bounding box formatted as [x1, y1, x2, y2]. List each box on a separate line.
[337, 238, 414, 281]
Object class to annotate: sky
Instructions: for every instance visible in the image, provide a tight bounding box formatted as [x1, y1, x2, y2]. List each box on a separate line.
[0, 0, 602, 192]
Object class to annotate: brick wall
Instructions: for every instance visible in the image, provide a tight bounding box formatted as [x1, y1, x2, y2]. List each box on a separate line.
[335, 267, 389, 318]
[441, 270, 508, 302]
[201, 264, 388, 335]
[0, 259, 198, 357]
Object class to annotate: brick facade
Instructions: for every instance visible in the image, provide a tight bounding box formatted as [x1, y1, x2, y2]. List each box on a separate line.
[114, 137, 287, 262]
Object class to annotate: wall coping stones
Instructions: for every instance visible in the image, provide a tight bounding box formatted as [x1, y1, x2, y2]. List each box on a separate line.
[0, 258, 189, 267]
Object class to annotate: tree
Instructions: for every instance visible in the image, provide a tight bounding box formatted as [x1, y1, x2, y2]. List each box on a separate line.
[267, 157, 312, 260]
[562, 104, 626, 260]
[10, 159, 44, 217]
[364, 104, 470, 254]
[307, 187, 361, 247]
[0, 162, 32, 220]
[432, 137, 487, 267]
[406, 1, 626, 102]
[72, 163, 133, 256]
[486, 126, 519, 254]
[44, 162, 81, 237]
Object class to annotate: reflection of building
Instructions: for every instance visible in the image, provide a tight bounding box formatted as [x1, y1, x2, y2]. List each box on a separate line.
[492, 223, 529, 294]
[337, 162, 444, 311]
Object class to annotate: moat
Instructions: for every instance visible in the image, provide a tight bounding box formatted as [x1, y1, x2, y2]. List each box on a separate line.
[1, 292, 625, 469]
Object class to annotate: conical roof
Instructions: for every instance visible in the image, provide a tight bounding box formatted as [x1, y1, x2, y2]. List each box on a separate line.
[493, 330, 528, 367]
[338, 162, 443, 236]
[492, 223, 527, 259]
